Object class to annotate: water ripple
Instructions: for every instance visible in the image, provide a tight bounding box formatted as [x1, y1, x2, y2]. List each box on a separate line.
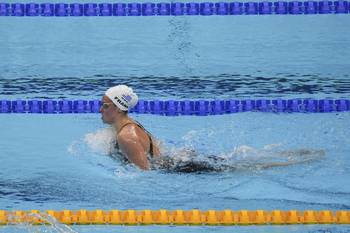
[244, 198, 350, 210]
[0, 73, 349, 99]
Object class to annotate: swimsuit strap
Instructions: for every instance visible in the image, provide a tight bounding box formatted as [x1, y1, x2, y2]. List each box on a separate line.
[133, 120, 155, 157]
[117, 121, 155, 157]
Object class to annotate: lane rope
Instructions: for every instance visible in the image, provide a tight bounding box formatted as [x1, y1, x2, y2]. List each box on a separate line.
[1, 209, 349, 225]
[0, 99, 349, 114]
[0, 1, 349, 17]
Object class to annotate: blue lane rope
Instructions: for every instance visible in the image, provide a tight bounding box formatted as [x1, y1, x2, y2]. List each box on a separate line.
[0, 99, 349, 115]
[0, 1, 349, 16]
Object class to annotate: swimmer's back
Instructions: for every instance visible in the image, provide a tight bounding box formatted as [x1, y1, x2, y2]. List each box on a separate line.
[116, 120, 161, 158]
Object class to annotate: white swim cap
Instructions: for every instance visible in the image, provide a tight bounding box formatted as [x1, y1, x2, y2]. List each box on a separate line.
[105, 85, 138, 111]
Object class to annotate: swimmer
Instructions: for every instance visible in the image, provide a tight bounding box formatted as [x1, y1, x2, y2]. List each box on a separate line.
[100, 85, 324, 173]
[100, 85, 161, 170]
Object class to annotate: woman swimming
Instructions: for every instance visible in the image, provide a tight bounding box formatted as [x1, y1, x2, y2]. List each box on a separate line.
[100, 85, 161, 170]
[101, 85, 324, 173]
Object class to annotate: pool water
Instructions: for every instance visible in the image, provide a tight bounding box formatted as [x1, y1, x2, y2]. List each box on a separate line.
[1, 3, 350, 233]
[1, 15, 350, 100]
[0, 111, 349, 232]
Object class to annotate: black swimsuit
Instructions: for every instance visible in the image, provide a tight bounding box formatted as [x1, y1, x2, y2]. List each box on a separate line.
[114, 122, 225, 173]
[114, 121, 155, 158]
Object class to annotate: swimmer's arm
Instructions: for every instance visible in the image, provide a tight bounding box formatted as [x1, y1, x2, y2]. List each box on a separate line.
[258, 157, 319, 169]
[117, 135, 150, 170]
[258, 161, 300, 169]
[259, 149, 325, 169]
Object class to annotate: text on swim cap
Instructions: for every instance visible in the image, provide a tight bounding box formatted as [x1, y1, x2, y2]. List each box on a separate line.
[114, 96, 128, 109]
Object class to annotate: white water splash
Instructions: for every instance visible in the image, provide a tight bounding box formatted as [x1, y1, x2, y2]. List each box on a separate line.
[4, 212, 78, 233]
[84, 127, 115, 154]
[219, 144, 326, 170]
[67, 127, 115, 156]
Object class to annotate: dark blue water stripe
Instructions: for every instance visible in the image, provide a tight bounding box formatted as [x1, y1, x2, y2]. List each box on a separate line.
[0, 1, 349, 17]
[2, 75, 350, 99]
[0, 99, 349, 115]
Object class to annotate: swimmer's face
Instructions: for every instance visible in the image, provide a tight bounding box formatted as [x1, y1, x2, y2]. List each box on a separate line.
[100, 96, 118, 124]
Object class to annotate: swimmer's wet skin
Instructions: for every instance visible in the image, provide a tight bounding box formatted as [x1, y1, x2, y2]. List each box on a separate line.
[100, 85, 161, 170]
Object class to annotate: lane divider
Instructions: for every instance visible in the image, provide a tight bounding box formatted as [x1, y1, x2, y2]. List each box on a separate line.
[0, 99, 349, 115]
[0, 1, 349, 16]
[1, 209, 349, 225]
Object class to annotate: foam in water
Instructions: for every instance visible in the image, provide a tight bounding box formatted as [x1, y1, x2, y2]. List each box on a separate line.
[83, 128, 116, 155]
[68, 127, 116, 157]
[3, 212, 78, 233]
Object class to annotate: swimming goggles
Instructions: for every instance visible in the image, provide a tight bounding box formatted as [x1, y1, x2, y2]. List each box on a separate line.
[101, 102, 114, 109]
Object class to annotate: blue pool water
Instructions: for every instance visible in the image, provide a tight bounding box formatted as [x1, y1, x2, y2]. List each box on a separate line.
[1, 4, 350, 233]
